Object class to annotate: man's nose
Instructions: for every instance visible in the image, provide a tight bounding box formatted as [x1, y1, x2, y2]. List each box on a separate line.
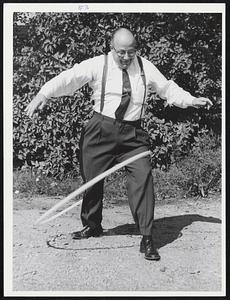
[123, 52, 129, 60]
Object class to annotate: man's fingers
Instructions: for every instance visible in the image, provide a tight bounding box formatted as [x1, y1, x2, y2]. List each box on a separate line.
[38, 100, 46, 110]
[201, 98, 213, 110]
[199, 98, 208, 105]
[25, 105, 32, 118]
[194, 97, 213, 109]
[25, 103, 39, 118]
[206, 99, 213, 106]
[26, 109, 34, 119]
[24, 94, 48, 118]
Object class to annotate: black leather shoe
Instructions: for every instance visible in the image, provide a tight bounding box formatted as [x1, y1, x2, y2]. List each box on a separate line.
[140, 235, 161, 261]
[71, 225, 103, 240]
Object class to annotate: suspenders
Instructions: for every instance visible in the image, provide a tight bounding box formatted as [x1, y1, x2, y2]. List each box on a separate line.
[100, 54, 146, 119]
[137, 56, 147, 120]
[100, 54, 108, 114]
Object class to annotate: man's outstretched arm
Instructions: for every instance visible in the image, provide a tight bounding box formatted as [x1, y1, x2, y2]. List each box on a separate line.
[144, 58, 213, 110]
[25, 56, 98, 118]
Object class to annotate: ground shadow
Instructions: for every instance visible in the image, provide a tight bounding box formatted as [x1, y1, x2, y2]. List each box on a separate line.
[103, 214, 221, 249]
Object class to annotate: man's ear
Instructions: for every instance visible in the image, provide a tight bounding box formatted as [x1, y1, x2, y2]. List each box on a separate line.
[110, 40, 114, 49]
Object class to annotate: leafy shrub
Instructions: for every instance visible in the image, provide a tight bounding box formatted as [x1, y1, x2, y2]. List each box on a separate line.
[13, 12, 222, 177]
[153, 132, 221, 199]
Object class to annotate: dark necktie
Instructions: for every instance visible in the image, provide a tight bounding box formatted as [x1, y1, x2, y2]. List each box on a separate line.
[115, 69, 131, 120]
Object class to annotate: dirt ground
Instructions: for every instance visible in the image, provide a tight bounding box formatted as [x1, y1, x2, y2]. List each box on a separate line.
[12, 193, 223, 295]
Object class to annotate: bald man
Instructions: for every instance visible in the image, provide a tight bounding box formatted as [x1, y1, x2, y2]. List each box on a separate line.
[26, 28, 212, 261]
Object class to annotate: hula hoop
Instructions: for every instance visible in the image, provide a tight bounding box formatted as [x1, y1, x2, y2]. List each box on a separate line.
[39, 173, 125, 224]
[39, 199, 83, 224]
[35, 150, 151, 225]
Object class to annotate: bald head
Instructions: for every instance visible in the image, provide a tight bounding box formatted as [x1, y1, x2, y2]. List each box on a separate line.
[111, 28, 136, 49]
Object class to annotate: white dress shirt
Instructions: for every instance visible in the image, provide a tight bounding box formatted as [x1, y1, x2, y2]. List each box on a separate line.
[39, 51, 195, 121]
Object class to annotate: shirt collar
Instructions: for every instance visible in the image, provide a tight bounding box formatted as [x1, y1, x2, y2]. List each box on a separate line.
[108, 51, 137, 71]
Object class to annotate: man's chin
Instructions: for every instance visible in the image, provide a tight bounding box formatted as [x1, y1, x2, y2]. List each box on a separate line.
[120, 63, 130, 69]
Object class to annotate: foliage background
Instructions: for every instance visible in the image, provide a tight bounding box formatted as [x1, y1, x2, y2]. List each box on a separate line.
[13, 12, 222, 196]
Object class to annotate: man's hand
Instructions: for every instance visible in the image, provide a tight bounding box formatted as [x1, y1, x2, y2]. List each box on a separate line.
[192, 97, 213, 110]
[25, 94, 48, 118]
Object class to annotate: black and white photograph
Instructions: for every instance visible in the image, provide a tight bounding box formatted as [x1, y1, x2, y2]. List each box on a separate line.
[3, 2, 226, 297]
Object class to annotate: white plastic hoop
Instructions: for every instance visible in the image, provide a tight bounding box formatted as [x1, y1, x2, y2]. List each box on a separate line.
[35, 150, 151, 225]
[39, 199, 83, 224]
[39, 173, 125, 224]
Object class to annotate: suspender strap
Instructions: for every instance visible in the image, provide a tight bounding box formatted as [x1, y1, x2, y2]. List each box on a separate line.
[100, 54, 108, 113]
[137, 56, 146, 119]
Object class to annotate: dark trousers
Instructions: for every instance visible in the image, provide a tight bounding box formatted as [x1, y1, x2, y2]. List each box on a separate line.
[79, 112, 155, 235]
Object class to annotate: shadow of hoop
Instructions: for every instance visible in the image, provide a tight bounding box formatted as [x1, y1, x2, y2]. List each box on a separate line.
[46, 214, 221, 251]
[46, 233, 139, 251]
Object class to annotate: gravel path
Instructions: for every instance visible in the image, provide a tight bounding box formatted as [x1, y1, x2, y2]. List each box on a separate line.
[11, 194, 223, 295]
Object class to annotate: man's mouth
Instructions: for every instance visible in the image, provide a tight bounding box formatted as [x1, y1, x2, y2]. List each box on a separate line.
[120, 60, 131, 67]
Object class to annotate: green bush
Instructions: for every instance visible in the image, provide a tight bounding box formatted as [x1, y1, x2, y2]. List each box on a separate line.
[13, 12, 222, 177]
[153, 132, 221, 199]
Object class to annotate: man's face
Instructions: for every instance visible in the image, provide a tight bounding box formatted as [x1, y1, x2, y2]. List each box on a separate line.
[111, 40, 136, 69]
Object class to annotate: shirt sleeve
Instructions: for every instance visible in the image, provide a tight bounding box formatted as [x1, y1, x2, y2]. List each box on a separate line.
[39, 57, 98, 99]
[144, 59, 194, 108]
